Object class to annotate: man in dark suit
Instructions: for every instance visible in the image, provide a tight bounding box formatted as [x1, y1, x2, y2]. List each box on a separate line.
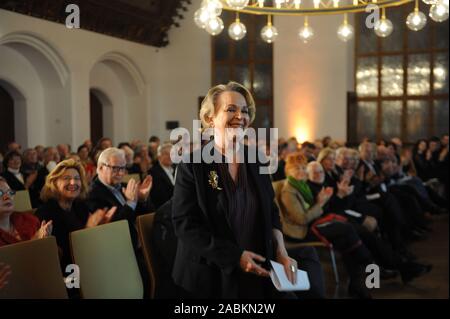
[87, 147, 154, 249]
[149, 143, 175, 210]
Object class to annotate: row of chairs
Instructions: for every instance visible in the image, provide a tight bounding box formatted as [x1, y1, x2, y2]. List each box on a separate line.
[0, 215, 157, 299]
[1, 179, 338, 298]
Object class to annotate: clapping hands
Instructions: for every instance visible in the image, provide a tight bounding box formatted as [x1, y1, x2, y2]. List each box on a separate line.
[317, 187, 334, 206]
[86, 206, 117, 228]
[34, 220, 53, 239]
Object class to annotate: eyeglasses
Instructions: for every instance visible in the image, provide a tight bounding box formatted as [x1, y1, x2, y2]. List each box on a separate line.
[0, 189, 16, 197]
[102, 163, 127, 173]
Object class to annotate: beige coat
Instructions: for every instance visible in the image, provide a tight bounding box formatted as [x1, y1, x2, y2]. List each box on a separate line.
[273, 179, 324, 240]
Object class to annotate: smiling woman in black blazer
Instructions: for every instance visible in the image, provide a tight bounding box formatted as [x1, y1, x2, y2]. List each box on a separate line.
[172, 82, 297, 299]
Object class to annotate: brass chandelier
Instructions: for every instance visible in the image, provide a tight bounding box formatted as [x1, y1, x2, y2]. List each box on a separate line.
[194, 0, 449, 43]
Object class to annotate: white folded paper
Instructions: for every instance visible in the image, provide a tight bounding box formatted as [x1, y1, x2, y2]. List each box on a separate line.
[366, 193, 381, 201]
[344, 209, 363, 218]
[269, 261, 310, 292]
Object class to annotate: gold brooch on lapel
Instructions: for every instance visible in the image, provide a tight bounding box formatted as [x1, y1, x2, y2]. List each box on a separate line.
[208, 171, 222, 190]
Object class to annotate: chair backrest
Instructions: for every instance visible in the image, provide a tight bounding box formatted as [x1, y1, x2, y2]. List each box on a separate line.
[272, 179, 285, 208]
[122, 174, 141, 184]
[13, 190, 32, 212]
[0, 237, 68, 299]
[70, 220, 143, 299]
[136, 213, 156, 298]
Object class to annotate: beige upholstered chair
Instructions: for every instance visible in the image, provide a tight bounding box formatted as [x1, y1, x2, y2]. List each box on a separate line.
[70, 220, 144, 299]
[13, 190, 32, 212]
[136, 213, 157, 298]
[0, 237, 68, 299]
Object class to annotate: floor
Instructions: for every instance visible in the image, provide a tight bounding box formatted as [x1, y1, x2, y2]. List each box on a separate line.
[320, 214, 449, 299]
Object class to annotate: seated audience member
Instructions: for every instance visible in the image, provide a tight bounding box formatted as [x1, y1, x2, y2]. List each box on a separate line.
[305, 161, 431, 282]
[77, 145, 96, 182]
[129, 144, 152, 180]
[83, 139, 93, 153]
[97, 137, 113, 152]
[1, 152, 40, 207]
[412, 139, 430, 181]
[380, 155, 445, 220]
[0, 177, 52, 247]
[313, 140, 323, 159]
[0, 263, 11, 290]
[278, 152, 373, 298]
[87, 147, 154, 249]
[301, 142, 317, 162]
[6, 142, 21, 154]
[149, 143, 175, 209]
[400, 147, 417, 177]
[34, 145, 45, 166]
[21, 148, 43, 207]
[35, 147, 60, 193]
[118, 144, 135, 172]
[21, 148, 42, 175]
[329, 147, 384, 224]
[355, 143, 414, 251]
[271, 142, 289, 182]
[306, 161, 377, 233]
[149, 136, 161, 165]
[322, 136, 332, 148]
[35, 159, 116, 268]
[57, 144, 70, 161]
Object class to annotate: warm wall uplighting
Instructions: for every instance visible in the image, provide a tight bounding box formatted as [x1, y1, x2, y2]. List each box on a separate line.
[295, 127, 310, 143]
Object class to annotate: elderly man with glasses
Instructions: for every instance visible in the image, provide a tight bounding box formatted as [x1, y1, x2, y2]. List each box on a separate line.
[87, 147, 154, 250]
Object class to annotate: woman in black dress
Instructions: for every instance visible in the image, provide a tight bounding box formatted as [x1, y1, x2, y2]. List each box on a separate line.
[172, 82, 298, 299]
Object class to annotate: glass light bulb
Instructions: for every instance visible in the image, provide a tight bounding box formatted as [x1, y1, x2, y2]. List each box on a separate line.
[298, 25, 315, 43]
[422, 0, 437, 5]
[258, 0, 265, 7]
[226, 0, 250, 10]
[261, 24, 279, 43]
[201, 0, 223, 17]
[443, 0, 449, 9]
[374, 18, 393, 37]
[406, 10, 427, 31]
[194, 8, 211, 29]
[337, 22, 354, 42]
[205, 16, 224, 35]
[228, 20, 247, 40]
[429, 3, 449, 22]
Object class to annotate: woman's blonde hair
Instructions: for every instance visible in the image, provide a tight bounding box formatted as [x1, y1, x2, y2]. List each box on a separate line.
[284, 152, 308, 177]
[40, 159, 88, 202]
[199, 81, 256, 129]
[317, 147, 336, 164]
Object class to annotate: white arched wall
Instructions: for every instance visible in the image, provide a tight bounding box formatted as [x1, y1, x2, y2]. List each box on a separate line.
[0, 45, 45, 148]
[0, 32, 70, 147]
[89, 52, 147, 144]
